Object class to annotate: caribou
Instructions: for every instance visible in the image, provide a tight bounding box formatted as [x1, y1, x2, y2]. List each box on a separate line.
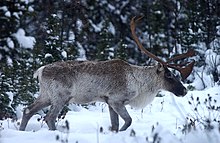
[19, 17, 195, 132]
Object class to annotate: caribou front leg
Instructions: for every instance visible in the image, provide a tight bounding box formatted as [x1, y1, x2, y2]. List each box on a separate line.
[44, 97, 68, 130]
[108, 102, 132, 131]
[108, 105, 119, 132]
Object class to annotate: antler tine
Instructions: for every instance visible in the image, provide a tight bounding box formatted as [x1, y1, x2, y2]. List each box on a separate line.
[168, 60, 195, 80]
[167, 49, 195, 63]
[130, 16, 166, 65]
[166, 49, 195, 79]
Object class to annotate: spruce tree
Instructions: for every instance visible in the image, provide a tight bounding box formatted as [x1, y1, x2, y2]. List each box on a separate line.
[0, 1, 35, 119]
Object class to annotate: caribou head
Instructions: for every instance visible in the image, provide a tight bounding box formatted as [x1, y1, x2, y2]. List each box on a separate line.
[130, 16, 195, 96]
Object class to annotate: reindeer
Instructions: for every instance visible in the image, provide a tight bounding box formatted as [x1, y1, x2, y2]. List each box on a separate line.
[19, 17, 195, 132]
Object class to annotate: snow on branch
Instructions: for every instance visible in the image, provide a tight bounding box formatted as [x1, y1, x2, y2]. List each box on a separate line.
[13, 28, 36, 49]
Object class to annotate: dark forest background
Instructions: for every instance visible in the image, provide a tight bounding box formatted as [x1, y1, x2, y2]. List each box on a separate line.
[0, 0, 220, 119]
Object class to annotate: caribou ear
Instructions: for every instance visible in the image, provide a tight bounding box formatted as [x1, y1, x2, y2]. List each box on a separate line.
[156, 63, 165, 74]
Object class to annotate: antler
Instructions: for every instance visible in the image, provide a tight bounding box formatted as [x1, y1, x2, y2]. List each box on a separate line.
[130, 16, 195, 80]
[167, 61, 195, 80]
[166, 49, 195, 63]
[130, 16, 166, 65]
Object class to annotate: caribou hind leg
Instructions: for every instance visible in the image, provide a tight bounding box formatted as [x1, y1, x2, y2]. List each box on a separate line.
[19, 96, 50, 131]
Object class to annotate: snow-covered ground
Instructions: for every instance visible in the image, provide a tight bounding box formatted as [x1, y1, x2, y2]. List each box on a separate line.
[1, 86, 220, 143]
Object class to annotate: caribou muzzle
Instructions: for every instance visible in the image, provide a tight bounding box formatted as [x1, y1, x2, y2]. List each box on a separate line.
[171, 85, 187, 97]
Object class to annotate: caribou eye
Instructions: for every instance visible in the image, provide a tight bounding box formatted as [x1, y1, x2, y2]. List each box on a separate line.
[165, 72, 173, 79]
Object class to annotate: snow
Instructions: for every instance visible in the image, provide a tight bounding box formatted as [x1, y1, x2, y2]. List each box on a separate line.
[76, 19, 83, 32]
[108, 22, 115, 35]
[69, 31, 75, 41]
[28, 6, 34, 12]
[5, 11, 11, 17]
[191, 71, 213, 90]
[13, 28, 36, 49]
[7, 38, 14, 49]
[108, 4, 115, 11]
[6, 56, 13, 66]
[89, 20, 103, 32]
[0, 6, 8, 11]
[76, 42, 87, 61]
[120, 15, 128, 23]
[61, 51, 67, 58]
[1, 86, 220, 143]
[6, 92, 13, 107]
[218, 65, 220, 74]
[217, 25, 220, 36]
[45, 53, 53, 58]
[205, 49, 220, 66]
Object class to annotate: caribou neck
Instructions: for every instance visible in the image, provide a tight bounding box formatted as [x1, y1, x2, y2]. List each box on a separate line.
[129, 65, 162, 90]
